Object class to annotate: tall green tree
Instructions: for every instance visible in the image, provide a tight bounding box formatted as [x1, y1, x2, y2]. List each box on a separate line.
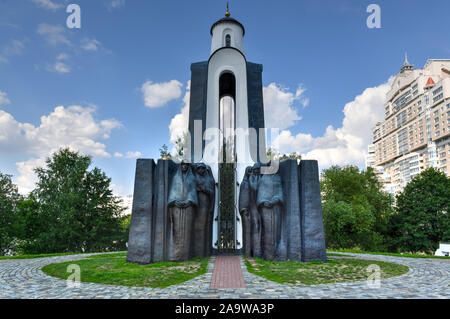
[320, 166, 394, 251]
[0, 172, 20, 255]
[392, 168, 450, 253]
[19, 148, 126, 254]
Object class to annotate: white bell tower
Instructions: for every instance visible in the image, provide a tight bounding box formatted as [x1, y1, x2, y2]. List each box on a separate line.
[188, 4, 266, 253]
[210, 3, 245, 55]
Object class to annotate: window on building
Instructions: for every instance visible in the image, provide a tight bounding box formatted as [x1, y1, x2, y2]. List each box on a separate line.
[433, 93, 443, 103]
[393, 90, 412, 112]
[433, 86, 443, 96]
[225, 34, 231, 47]
[397, 128, 409, 155]
[396, 111, 407, 128]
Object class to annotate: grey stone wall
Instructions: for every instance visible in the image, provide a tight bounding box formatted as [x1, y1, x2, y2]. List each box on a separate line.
[126, 159, 155, 265]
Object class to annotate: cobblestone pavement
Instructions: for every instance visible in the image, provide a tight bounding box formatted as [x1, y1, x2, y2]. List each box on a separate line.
[0, 252, 448, 299]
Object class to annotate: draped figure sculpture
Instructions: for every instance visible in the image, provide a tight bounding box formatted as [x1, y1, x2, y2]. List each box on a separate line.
[193, 163, 216, 257]
[238, 166, 252, 256]
[239, 162, 284, 260]
[257, 168, 284, 260]
[167, 162, 198, 261]
[249, 163, 263, 258]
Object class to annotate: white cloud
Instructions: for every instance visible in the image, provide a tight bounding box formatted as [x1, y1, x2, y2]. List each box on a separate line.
[81, 38, 101, 51]
[301, 97, 310, 108]
[0, 39, 26, 63]
[31, 0, 64, 11]
[273, 77, 394, 169]
[125, 151, 142, 158]
[141, 80, 183, 108]
[169, 81, 190, 144]
[51, 53, 71, 74]
[111, 184, 133, 216]
[54, 61, 70, 73]
[107, 0, 126, 10]
[0, 106, 122, 193]
[37, 23, 71, 46]
[0, 90, 10, 106]
[15, 157, 46, 195]
[114, 151, 142, 159]
[263, 83, 303, 130]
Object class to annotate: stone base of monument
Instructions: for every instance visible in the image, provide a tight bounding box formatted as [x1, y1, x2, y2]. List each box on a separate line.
[126, 159, 326, 265]
[277, 159, 327, 262]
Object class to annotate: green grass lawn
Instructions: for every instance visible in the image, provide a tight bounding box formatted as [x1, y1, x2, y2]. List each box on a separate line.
[328, 249, 450, 259]
[42, 253, 209, 288]
[245, 257, 409, 286]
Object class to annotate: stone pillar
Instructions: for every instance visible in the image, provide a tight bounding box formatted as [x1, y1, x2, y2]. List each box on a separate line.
[152, 159, 177, 262]
[126, 159, 155, 265]
[277, 160, 302, 261]
[299, 160, 327, 262]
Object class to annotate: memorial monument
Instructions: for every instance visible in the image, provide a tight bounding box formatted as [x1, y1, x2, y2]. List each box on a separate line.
[127, 6, 326, 264]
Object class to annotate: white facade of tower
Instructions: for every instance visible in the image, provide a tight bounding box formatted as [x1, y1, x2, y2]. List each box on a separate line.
[210, 21, 245, 54]
[205, 18, 253, 251]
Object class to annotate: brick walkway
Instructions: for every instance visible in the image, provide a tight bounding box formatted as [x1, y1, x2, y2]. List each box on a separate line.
[210, 256, 246, 289]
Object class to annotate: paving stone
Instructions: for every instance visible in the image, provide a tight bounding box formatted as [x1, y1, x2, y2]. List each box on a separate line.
[0, 252, 448, 298]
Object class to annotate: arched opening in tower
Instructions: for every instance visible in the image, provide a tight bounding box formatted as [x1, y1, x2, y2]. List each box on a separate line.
[219, 72, 236, 163]
[217, 71, 237, 251]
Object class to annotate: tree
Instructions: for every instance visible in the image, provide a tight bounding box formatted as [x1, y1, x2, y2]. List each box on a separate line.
[159, 144, 171, 160]
[266, 147, 279, 161]
[0, 173, 20, 255]
[392, 168, 450, 253]
[320, 166, 394, 251]
[18, 148, 126, 254]
[174, 132, 189, 161]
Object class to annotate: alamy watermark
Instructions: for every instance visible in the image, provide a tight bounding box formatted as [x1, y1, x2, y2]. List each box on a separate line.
[366, 264, 381, 288]
[367, 4, 381, 29]
[66, 4, 81, 29]
[66, 264, 81, 288]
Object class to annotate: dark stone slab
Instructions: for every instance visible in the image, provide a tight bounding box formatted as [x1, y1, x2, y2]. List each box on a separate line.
[299, 160, 327, 262]
[126, 159, 155, 265]
[246, 62, 266, 162]
[188, 61, 209, 162]
[277, 160, 302, 261]
[152, 159, 175, 262]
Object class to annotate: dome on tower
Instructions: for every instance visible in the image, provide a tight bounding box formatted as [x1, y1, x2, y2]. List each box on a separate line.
[210, 2, 245, 36]
[210, 16, 245, 36]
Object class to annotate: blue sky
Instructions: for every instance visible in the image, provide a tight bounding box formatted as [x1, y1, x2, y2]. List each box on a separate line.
[1, 0, 450, 198]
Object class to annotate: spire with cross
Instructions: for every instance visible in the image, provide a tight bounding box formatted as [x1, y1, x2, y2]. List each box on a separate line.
[225, 1, 230, 17]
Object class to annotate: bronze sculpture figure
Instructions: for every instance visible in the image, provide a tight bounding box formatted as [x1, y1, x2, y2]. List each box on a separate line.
[167, 162, 198, 261]
[193, 163, 216, 257]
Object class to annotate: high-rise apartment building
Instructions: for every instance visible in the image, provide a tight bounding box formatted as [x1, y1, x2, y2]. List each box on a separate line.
[369, 58, 450, 195]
